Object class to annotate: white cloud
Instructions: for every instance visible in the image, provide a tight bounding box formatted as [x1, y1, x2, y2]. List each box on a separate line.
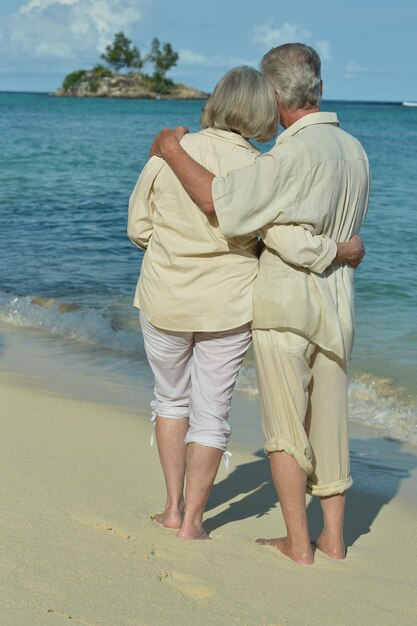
[35, 42, 74, 58]
[343, 62, 407, 80]
[344, 61, 369, 80]
[252, 22, 331, 62]
[315, 39, 331, 62]
[179, 49, 255, 69]
[345, 61, 368, 73]
[179, 50, 209, 65]
[252, 22, 312, 49]
[20, 0, 80, 13]
[0, 0, 143, 72]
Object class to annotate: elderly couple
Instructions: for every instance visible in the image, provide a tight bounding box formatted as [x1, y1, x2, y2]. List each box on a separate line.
[128, 43, 369, 565]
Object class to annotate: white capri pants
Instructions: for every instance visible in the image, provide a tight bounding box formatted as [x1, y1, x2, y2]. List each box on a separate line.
[140, 312, 252, 452]
[252, 329, 353, 497]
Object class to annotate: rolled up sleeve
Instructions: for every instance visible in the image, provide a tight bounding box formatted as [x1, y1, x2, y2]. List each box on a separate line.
[212, 152, 294, 238]
[261, 225, 337, 274]
[212, 148, 337, 274]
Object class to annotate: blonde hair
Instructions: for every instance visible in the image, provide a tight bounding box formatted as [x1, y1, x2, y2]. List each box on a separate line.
[261, 43, 322, 111]
[200, 66, 279, 142]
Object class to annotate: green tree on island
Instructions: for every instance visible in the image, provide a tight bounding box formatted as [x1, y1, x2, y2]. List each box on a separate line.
[100, 31, 143, 71]
[144, 37, 179, 93]
[61, 32, 182, 96]
[147, 37, 179, 80]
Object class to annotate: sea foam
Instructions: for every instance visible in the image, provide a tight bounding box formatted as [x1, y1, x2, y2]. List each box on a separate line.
[0, 292, 143, 356]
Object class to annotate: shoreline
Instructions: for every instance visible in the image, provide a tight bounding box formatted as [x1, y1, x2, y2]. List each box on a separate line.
[1, 321, 417, 624]
[1, 319, 417, 463]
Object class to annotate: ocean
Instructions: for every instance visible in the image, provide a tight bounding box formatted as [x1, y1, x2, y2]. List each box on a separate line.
[1, 92, 416, 445]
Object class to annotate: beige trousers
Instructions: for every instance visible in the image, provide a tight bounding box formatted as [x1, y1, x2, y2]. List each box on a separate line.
[252, 329, 352, 497]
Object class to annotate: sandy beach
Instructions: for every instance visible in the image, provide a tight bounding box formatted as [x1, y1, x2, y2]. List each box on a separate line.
[1, 321, 416, 626]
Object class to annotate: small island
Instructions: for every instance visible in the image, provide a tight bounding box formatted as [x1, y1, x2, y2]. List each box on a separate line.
[56, 32, 209, 100]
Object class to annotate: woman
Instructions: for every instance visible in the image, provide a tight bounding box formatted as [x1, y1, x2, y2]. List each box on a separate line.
[128, 66, 340, 540]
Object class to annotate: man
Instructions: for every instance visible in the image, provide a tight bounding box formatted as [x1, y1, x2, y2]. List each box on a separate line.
[150, 43, 369, 564]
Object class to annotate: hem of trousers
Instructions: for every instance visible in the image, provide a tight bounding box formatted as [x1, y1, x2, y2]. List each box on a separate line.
[264, 437, 313, 476]
[307, 476, 353, 497]
[184, 436, 228, 453]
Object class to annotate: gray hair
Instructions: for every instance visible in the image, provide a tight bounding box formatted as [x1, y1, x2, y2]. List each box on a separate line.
[261, 43, 321, 111]
[200, 66, 279, 143]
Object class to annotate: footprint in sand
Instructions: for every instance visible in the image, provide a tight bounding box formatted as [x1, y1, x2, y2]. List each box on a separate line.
[45, 608, 98, 625]
[146, 541, 175, 560]
[71, 514, 131, 540]
[157, 569, 212, 600]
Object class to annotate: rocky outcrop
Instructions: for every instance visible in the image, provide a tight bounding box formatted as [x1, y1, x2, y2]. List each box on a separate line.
[55, 71, 209, 100]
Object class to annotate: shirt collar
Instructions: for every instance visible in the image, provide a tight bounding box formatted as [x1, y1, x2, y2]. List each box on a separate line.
[276, 112, 339, 145]
[199, 127, 259, 154]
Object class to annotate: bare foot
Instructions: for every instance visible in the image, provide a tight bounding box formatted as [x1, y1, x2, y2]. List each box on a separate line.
[176, 524, 210, 540]
[312, 536, 346, 560]
[151, 508, 183, 529]
[256, 537, 314, 565]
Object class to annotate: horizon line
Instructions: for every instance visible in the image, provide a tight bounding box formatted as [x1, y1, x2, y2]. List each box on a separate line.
[0, 90, 411, 105]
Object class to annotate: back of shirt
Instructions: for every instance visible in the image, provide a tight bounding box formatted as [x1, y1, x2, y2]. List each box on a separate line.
[255, 122, 370, 362]
[212, 113, 370, 361]
[131, 128, 260, 332]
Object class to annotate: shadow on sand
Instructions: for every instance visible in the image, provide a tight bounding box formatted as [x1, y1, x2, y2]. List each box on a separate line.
[204, 438, 417, 547]
[204, 450, 277, 534]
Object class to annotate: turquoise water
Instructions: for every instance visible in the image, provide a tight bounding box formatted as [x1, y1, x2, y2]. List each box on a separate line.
[1, 93, 416, 443]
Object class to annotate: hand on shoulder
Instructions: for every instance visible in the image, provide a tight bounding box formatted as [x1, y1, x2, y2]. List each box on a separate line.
[150, 126, 189, 158]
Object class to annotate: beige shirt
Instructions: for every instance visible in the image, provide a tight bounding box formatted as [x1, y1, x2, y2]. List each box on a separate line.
[212, 113, 370, 362]
[128, 127, 337, 333]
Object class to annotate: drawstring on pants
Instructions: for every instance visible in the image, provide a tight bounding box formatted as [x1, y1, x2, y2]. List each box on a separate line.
[223, 450, 232, 472]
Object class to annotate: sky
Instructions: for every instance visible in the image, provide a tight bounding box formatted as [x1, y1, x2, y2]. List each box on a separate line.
[1, 0, 416, 101]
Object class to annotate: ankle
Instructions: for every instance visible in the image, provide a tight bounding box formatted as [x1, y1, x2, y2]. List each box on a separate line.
[316, 531, 345, 556]
[165, 497, 184, 511]
[286, 531, 312, 552]
[177, 520, 207, 540]
[319, 529, 344, 544]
